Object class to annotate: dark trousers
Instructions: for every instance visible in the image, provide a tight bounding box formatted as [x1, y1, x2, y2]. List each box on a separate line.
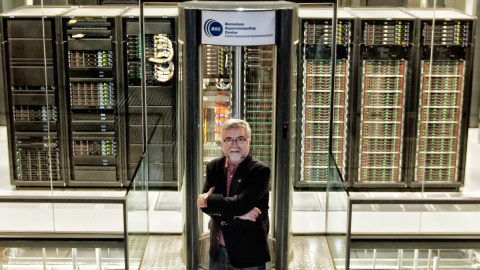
[209, 245, 266, 270]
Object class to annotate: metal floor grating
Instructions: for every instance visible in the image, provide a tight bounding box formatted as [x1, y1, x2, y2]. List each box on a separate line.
[140, 235, 335, 270]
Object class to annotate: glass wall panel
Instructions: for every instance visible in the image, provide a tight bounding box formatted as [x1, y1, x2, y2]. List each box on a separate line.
[127, 152, 149, 270]
[294, 2, 342, 236]
[326, 154, 349, 270]
[0, 240, 126, 269]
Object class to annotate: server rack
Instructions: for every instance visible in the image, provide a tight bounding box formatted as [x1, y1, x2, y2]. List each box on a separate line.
[297, 7, 356, 188]
[61, 7, 128, 186]
[244, 45, 276, 169]
[404, 9, 474, 189]
[349, 8, 415, 189]
[201, 44, 276, 170]
[201, 44, 234, 169]
[121, 6, 178, 188]
[1, 7, 73, 187]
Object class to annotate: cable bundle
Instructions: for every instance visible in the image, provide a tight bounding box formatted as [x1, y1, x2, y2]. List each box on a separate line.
[148, 34, 174, 82]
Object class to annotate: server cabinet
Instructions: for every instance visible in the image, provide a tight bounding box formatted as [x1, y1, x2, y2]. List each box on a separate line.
[200, 48, 276, 169]
[297, 8, 356, 188]
[1, 7, 73, 187]
[405, 9, 474, 189]
[349, 9, 415, 189]
[61, 7, 127, 186]
[121, 6, 178, 187]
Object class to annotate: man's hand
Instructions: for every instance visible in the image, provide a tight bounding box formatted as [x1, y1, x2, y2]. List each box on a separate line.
[197, 187, 215, 208]
[235, 207, 261, 222]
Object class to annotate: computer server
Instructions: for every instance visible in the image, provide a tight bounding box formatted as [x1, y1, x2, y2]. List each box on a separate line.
[298, 8, 355, 187]
[1, 7, 72, 186]
[122, 7, 177, 187]
[406, 9, 474, 188]
[1, 7, 475, 190]
[62, 7, 126, 186]
[244, 45, 275, 169]
[201, 44, 275, 169]
[350, 9, 415, 188]
[201, 45, 233, 170]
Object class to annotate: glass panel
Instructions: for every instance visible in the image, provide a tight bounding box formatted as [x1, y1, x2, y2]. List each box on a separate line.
[139, 5, 178, 189]
[0, 240, 126, 269]
[52, 199, 124, 234]
[198, 42, 277, 268]
[127, 151, 149, 270]
[200, 45, 276, 169]
[326, 154, 349, 270]
[130, 4, 181, 240]
[297, 4, 349, 188]
[350, 199, 480, 234]
[412, 0, 473, 192]
[0, 201, 55, 232]
[349, 247, 480, 269]
[293, 2, 344, 238]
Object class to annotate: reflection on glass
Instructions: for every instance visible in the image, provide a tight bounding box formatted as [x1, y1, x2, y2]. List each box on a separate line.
[130, 9, 178, 188]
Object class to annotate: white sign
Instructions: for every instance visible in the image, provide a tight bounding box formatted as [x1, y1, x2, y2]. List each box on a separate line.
[201, 11, 276, 46]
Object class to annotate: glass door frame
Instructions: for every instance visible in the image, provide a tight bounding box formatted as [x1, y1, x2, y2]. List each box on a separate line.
[178, 2, 298, 269]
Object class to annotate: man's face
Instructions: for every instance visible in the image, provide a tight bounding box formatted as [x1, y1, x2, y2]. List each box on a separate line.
[221, 127, 250, 165]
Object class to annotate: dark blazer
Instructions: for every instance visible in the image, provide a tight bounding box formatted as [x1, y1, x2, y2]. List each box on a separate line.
[201, 154, 271, 268]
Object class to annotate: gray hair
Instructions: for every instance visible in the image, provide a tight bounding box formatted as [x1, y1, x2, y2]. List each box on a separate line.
[221, 119, 251, 139]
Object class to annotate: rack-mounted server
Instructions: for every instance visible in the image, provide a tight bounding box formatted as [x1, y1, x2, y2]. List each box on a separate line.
[1, 6, 475, 191]
[1, 5, 181, 188]
[297, 8, 355, 188]
[62, 7, 126, 186]
[405, 9, 474, 189]
[201, 44, 233, 168]
[1, 7, 73, 186]
[200, 44, 276, 170]
[244, 45, 275, 169]
[122, 7, 178, 188]
[348, 8, 416, 189]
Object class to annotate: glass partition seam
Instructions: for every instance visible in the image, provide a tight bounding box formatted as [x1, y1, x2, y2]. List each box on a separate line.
[423, 3, 438, 193]
[329, 1, 338, 157]
[123, 198, 129, 270]
[40, 0, 55, 193]
[346, 198, 352, 270]
[140, 0, 148, 153]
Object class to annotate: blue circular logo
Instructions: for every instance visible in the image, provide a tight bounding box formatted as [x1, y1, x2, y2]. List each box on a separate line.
[204, 19, 223, 37]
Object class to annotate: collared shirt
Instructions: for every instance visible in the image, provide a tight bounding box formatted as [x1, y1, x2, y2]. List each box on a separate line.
[219, 159, 238, 246]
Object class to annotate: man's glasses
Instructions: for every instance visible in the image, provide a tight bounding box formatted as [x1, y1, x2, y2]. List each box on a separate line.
[223, 137, 248, 145]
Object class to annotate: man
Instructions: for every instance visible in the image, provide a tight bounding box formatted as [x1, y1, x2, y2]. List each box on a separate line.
[197, 118, 271, 270]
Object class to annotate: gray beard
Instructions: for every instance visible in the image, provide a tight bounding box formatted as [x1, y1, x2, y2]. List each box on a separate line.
[228, 153, 244, 164]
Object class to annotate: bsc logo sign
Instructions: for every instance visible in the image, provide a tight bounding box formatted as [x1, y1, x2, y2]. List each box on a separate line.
[204, 19, 223, 37]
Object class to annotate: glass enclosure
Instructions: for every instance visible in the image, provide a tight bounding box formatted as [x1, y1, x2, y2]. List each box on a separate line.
[178, 1, 298, 269]
[326, 154, 350, 270]
[127, 152, 149, 269]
